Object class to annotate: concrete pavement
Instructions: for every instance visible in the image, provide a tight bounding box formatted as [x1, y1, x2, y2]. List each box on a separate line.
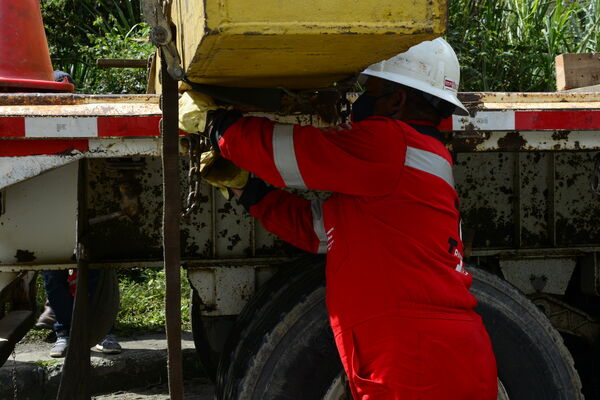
[0, 332, 207, 400]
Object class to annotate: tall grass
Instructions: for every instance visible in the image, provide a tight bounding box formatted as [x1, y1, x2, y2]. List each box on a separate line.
[117, 268, 192, 335]
[448, 0, 600, 91]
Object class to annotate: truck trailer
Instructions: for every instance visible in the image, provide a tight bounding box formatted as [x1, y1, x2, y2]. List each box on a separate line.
[1, 0, 600, 399]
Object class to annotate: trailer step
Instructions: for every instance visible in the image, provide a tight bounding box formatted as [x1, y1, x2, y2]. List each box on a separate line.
[0, 310, 34, 366]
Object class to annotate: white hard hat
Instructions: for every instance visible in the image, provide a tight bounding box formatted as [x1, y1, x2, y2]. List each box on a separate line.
[360, 37, 469, 116]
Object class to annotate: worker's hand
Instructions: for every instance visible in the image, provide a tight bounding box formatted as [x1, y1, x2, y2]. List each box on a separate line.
[200, 148, 249, 199]
[206, 109, 243, 153]
[178, 91, 219, 134]
[237, 176, 274, 211]
[230, 187, 244, 198]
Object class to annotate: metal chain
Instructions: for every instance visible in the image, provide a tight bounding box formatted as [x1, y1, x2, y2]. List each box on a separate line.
[182, 134, 209, 219]
[336, 92, 351, 124]
[11, 345, 18, 400]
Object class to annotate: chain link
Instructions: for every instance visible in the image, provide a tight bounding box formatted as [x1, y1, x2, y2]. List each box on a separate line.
[182, 134, 210, 219]
[336, 92, 351, 125]
[11, 344, 18, 400]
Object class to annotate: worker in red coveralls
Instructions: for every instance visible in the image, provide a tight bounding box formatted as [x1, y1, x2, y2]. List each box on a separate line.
[207, 38, 498, 399]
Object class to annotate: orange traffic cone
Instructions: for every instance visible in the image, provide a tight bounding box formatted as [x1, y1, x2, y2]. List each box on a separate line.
[0, 0, 74, 92]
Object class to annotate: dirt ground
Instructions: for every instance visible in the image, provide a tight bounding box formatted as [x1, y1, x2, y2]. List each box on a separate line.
[92, 378, 215, 400]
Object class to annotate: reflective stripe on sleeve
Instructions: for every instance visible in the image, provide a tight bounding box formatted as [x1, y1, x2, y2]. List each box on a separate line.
[272, 124, 307, 189]
[405, 146, 455, 189]
[311, 199, 328, 254]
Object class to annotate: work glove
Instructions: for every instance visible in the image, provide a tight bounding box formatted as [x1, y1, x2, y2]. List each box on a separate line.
[200, 148, 249, 199]
[178, 91, 219, 134]
[237, 176, 274, 211]
[206, 109, 243, 154]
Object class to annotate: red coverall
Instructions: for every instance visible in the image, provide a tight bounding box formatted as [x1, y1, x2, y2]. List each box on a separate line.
[219, 116, 498, 399]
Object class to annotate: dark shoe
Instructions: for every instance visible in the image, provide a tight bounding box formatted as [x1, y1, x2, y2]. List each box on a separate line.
[35, 301, 56, 330]
[49, 335, 69, 358]
[96, 334, 122, 354]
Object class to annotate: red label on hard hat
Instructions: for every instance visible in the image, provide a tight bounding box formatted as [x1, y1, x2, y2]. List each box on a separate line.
[444, 78, 458, 91]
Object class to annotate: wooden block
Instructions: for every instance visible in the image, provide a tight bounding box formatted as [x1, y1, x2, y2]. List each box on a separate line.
[566, 84, 600, 93]
[556, 53, 600, 91]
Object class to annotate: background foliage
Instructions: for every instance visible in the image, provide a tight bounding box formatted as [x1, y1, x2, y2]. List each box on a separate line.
[42, 0, 153, 94]
[42, 0, 600, 94]
[116, 268, 192, 334]
[448, 0, 600, 91]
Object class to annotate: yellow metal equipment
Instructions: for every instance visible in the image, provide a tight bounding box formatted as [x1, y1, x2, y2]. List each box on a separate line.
[171, 0, 447, 89]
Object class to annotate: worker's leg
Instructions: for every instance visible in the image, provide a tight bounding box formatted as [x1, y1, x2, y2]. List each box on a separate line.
[41, 269, 101, 332]
[334, 312, 497, 400]
[42, 269, 103, 357]
[41, 270, 73, 333]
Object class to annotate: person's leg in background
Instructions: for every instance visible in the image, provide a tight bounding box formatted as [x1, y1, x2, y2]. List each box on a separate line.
[41, 270, 73, 357]
[35, 299, 57, 330]
[41, 269, 121, 356]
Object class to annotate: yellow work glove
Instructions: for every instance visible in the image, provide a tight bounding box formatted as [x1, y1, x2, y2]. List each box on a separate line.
[178, 91, 219, 133]
[200, 149, 249, 199]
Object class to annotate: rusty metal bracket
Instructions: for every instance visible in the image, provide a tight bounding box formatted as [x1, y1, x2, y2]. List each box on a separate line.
[530, 294, 600, 345]
[142, 0, 184, 81]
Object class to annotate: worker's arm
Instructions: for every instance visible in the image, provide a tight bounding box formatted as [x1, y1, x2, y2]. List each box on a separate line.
[236, 178, 327, 254]
[216, 115, 405, 196]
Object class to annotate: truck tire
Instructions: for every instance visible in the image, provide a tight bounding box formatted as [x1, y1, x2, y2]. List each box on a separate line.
[216, 255, 341, 400]
[216, 257, 583, 399]
[190, 290, 236, 382]
[469, 267, 583, 399]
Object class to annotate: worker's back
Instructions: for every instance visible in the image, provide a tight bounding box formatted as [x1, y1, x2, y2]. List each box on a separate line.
[323, 117, 477, 333]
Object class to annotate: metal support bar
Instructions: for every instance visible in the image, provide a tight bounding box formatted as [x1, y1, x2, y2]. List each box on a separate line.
[96, 58, 148, 69]
[160, 50, 184, 400]
[547, 153, 557, 247]
[57, 159, 91, 400]
[513, 153, 522, 248]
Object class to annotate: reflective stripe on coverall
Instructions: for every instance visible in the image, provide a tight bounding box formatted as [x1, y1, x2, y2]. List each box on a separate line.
[219, 116, 498, 399]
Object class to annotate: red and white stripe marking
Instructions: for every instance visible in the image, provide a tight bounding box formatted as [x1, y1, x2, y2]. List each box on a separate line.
[0, 116, 162, 138]
[2, 110, 600, 157]
[438, 110, 600, 131]
[0, 116, 173, 157]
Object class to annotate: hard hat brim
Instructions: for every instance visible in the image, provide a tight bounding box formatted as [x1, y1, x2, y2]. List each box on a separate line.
[360, 71, 469, 116]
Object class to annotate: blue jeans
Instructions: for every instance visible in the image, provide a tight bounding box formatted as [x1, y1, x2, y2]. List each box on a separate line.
[41, 269, 99, 335]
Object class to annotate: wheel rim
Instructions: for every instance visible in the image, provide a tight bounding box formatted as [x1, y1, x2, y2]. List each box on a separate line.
[323, 374, 349, 400]
[323, 373, 510, 400]
[497, 378, 510, 400]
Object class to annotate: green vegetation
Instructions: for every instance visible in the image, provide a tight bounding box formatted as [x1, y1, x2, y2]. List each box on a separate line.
[24, 269, 191, 342]
[448, 0, 600, 91]
[34, 359, 62, 368]
[116, 268, 192, 335]
[41, 0, 153, 94]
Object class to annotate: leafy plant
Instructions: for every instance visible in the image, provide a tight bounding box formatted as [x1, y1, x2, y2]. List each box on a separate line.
[41, 0, 153, 94]
[116, 268, 192, 336]
[448, 0, 600, 91]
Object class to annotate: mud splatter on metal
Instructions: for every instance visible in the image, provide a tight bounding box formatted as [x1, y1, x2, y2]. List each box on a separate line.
[14, 250, 36, 262]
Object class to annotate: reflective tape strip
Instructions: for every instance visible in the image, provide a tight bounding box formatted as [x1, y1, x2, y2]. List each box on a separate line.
[272, 123, 307, 189]
[405, 146, 455, 189]
[311, 199, 328, 254]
